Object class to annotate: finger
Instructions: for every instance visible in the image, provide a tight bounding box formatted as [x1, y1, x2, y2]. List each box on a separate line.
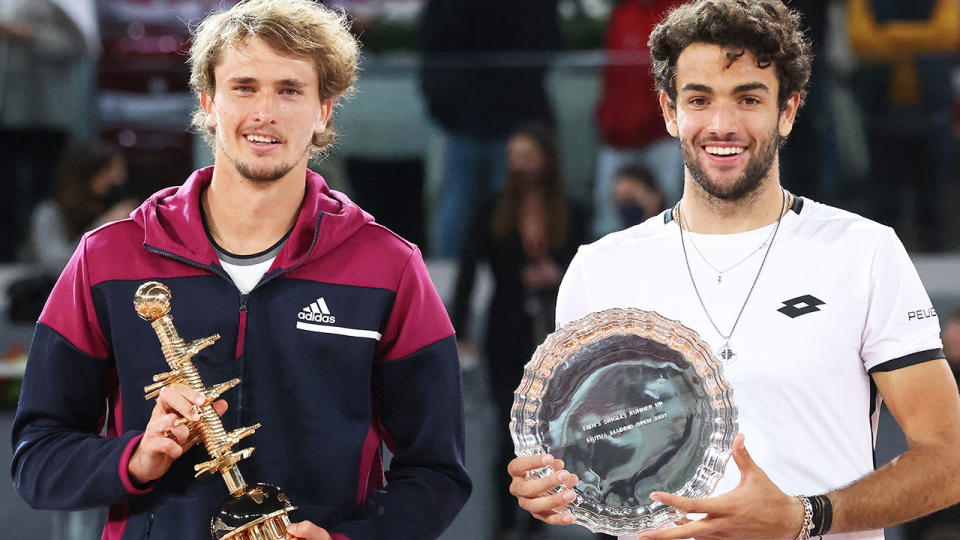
[730, 433, 757, 478]
[511, 468, 573, 498]
[517, 484, 579, 515]
[149, 413, 179, 435]
[157, 385, 204, 421]
[507, 454, 554, 478]
[286, 520, 329, 540]
[637, 517, 715, 540]
[212, 399, 229, 416]
[143, 434, 184, 459]
[163, 423, 191, 445]
[649, 491, 716, 515]
[532, 509, 577, 526]
[549, 459, 580, 489]
[153, 413, 191, 443]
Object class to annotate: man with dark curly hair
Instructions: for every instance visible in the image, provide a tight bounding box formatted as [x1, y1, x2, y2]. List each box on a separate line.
[506, 1, 960, 539]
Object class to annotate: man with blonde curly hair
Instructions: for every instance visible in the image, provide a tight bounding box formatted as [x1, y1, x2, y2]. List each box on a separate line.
[11, 1, 471, 539]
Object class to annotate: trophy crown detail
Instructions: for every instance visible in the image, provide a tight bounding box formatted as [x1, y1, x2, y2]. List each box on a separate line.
[134, 281, 173, 321]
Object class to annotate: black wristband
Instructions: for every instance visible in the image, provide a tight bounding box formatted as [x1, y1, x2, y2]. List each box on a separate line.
[809, 495, 823, 536]
[809, 494, 833, 536]
[820, 494, 833, 535]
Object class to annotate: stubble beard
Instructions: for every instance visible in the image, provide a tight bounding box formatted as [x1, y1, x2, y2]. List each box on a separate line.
[219, 132, 314, 184]
[679, 126, 781, 201]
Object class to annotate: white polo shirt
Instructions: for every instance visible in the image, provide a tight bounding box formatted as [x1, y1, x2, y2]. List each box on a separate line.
[556, 198, 944, 540]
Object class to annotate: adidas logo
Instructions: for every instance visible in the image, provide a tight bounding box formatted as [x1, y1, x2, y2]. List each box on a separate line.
[298, 297, 336, 324]
[295, 297, 382, 341]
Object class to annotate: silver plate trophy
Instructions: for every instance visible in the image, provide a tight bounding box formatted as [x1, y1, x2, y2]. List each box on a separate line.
[510, 308, 737, 535]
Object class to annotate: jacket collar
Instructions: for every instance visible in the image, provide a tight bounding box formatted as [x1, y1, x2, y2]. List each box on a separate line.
[134, 166, 372, 271]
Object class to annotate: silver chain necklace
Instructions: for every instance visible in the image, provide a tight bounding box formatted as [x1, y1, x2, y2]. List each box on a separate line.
[677, 188, 787, 364]
[685, 218, 778, 284]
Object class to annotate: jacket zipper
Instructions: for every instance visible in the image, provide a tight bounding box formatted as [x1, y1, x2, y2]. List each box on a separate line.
[235, 294, 248, 359]
[142, 215, 322, 426]
[234, 293, 248, 423]
[143, 512, 154, 538]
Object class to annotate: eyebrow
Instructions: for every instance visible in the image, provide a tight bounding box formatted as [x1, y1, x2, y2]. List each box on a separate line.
[733, 82, 770, 93]
[680, 83, 713, 94]
[679, 82, 770, 94]
[278, 78, 308, 89]
[226, 77, 308, 89]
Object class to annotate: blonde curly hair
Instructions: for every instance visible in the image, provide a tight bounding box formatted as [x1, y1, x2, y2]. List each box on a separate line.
[188, 0, 360, 155]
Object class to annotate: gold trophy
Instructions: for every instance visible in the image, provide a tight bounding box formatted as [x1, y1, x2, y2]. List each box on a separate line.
[134, 281, 297, 540]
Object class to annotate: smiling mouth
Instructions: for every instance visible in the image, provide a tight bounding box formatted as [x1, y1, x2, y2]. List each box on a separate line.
[703, 145, 745, 157]
[245, 134, 281, 144]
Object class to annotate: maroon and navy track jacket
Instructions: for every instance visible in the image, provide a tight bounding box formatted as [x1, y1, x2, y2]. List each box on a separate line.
[11, 167, 472, 539]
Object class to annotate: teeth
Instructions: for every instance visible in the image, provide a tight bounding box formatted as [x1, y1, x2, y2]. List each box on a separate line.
[246, 135, 278, 143]
[705, 146, 744, 156]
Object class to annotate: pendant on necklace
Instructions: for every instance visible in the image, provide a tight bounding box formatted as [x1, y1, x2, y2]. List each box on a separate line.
[717, 342, 736, 364]
[717, 274, 722, 284]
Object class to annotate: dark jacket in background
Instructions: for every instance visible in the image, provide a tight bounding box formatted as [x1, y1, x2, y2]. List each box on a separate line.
[419, 0, 560, 139]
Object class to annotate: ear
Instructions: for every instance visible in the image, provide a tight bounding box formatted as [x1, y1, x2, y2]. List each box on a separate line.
[315, 98, 333, 133]
[659, 91, 679, 138]
[778, 91, 801, 138]
[200, 92, 217, 128]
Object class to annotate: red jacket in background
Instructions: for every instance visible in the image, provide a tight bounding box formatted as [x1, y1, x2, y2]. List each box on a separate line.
[596, 0, 682, 148]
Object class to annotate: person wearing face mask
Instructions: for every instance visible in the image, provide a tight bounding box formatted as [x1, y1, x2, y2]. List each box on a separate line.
[612, 163, 666, 229]
[450, 122, 588, 540]
[21, 139, 136, 274]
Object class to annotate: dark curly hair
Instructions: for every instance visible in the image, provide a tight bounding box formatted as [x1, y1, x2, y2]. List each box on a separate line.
[648, 0, 812, 111]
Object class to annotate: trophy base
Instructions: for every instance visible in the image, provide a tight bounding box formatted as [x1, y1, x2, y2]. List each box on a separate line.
[211, 484, 297, 540]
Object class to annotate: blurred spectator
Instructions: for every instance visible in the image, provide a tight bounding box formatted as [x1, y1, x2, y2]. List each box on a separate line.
[450, 123, 588, 540]
[944, 309, 960, 387]
[21, 139, 135, 274]
[612, 162, 665, 229]
[847, 0, 959, 252]
[592, 0, 682, 238]
[901, 309, 960, 539]
[419, 0, 560, 258]
[778, 0, 839, 203]
[0, 0, 97, 130]
[0, 0, 99, 262]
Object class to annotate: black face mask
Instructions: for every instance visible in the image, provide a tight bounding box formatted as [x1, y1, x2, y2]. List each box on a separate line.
[618, 203, 646, 227]
[102, 183, 133, 207]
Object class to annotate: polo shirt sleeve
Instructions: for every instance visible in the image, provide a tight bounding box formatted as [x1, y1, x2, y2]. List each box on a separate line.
[861, 227, 944, 373]
[555, 247, 593, 329]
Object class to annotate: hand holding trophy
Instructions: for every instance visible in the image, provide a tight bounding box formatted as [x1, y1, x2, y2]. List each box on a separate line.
[134, 281, 297, 540]
[510, 308, 738, 536]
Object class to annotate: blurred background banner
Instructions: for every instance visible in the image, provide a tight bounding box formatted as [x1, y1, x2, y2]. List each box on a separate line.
[1, 1, 959, 539]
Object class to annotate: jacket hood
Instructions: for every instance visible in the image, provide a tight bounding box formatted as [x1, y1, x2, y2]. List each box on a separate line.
[132, 166, 373, 270]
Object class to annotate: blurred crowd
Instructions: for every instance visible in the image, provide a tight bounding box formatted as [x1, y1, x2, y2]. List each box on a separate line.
[2, 1, 960, 539]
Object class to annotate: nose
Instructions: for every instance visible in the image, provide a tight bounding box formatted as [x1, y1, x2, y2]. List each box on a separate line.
[708, 102, 738, 137]
[252, 92, 279, 124]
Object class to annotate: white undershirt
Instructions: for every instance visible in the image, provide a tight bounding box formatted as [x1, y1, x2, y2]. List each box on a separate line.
[211, 234, 288, 294]
[218, 255, 277, 294]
